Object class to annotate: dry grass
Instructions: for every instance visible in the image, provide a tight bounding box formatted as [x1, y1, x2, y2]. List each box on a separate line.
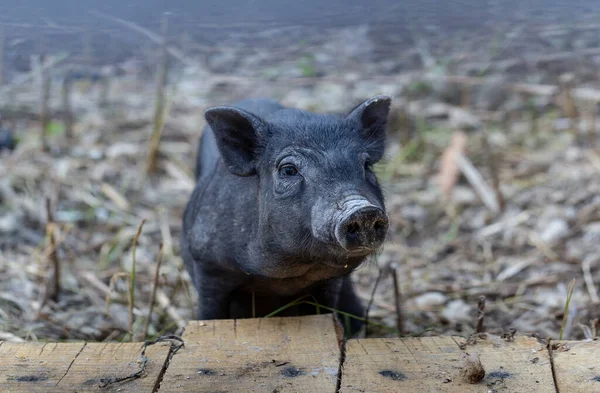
[1, 46, 600, 344]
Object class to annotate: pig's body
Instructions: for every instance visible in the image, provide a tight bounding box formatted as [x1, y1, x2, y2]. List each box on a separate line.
[182, 97, 391, 335]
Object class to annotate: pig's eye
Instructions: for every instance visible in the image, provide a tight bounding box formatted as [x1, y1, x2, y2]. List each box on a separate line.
[279, 164, 299, 177]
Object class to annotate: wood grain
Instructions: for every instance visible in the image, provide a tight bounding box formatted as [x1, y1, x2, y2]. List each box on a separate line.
[339, 334, 555, 393]
[0, 340, 170, 393]
[553, 340, 600, 393]
[157, 314, 341, 393]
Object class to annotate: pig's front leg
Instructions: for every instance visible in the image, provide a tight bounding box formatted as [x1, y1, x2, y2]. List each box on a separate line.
[313, 276, 365, 336]
[312, 277, 343, 310]
[337, 275, 365, 335]
[194, 265, 244, 320]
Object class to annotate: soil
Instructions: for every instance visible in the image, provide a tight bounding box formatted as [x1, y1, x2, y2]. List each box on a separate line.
[1, 6, 600, 343]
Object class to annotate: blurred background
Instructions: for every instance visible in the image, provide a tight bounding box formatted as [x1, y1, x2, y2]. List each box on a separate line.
[1, 0, 599, 343]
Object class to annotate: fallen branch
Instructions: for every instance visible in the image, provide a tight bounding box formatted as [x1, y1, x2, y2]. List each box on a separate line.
[457, 154, 501, 214]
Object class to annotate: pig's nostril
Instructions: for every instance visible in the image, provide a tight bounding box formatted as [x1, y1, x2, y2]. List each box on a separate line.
[346, 222, 360, 235]
[335, 205, 388, 252]
[373, 220, 385, 232]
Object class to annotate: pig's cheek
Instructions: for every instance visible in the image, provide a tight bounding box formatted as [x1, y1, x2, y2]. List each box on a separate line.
[273, 178, 302, 198]
[310, 199, 337, 245]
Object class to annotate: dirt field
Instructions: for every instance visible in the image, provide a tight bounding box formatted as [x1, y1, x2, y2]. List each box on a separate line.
[1, 9, 600, 343]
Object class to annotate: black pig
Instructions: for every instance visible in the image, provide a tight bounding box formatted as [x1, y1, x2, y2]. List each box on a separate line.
[181, 96, 391, 336]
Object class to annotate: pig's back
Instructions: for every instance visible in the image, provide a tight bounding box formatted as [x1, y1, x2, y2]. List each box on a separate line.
[195, 98, 285, 179]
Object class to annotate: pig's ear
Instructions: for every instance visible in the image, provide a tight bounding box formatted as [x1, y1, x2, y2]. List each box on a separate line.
[205, 106, 264, 176]
[346, 95, 391, 161]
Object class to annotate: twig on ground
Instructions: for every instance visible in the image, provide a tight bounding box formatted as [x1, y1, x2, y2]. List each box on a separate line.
[0, 331, 25, 343]
[81, 271, 144, 314]
[158, 208, 173, 256]
[439, 131, 468, 196]
[480, 131, 505, 212]
[457, 153, 500, 214]
[582, 256, 600, 304]
[475, 296, 486, 333]
[143, 243, 164, 340]
[45, 197, 60, 302]
[391, 267, 404, 336]
[527, 232, 560, 261]
[100, 183, 131, 211]
[105, 272, 131, 315]
[129, 219, 146, 338]
[477, 211, 530, 238]
[156, 290, 187, 330]
[80, 271, 119, 299]
[558, 73, 579, 138]
[364, 264, 384, 337]
[578, 323, 594, 340]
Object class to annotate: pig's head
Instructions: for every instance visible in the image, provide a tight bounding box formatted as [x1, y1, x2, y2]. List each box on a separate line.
[205, 96, 391, 276]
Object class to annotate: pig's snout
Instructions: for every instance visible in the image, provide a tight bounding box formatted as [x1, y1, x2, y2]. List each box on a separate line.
[335, 203, 388, 252]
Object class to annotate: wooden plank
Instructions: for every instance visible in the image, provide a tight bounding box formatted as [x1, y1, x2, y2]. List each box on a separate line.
[0, 340, 171, 393]
[0, 341, 86, 393]
[158, 314, 341, 393]
[461, 335, 556, 392]
[339, 334, 556, 393]
[56, 342, 171, 392]
[553, 340, 600, 392]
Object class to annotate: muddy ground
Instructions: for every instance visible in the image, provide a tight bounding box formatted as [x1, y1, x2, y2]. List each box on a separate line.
[1, 12, 600, 343]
